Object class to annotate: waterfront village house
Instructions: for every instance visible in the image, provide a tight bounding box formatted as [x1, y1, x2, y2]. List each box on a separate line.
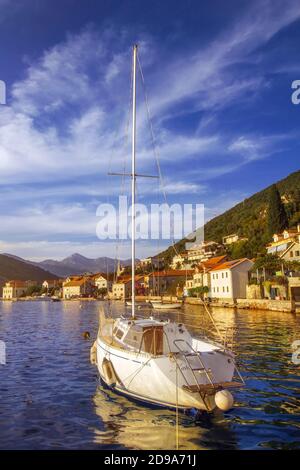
[2, 280, 37, 299]
[138, 258, 152, 268]
[62, 278, 95, 299]
[91, 273, 112, 292]
[42, 279, 62, 291]
[135, 256, 164, 271]
[185, 255, 228, 294]
[187, 241, 223, 264]
[170, 254, 184, 269]
[288, 276, 300, 302]
[112, 276, 145, 300]
[266, 225, 300, 261]
[148, 270, 193, 296]
[170, 252, 193, 270]
[150, 257, 164, 270]
[210, 258, 254, 301]
[222, 234, 248, 246]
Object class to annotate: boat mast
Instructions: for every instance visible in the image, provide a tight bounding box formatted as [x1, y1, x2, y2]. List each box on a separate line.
[131, 44, 137, 318]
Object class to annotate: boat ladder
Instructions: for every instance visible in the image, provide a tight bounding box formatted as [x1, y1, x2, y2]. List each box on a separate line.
[173, 339, 244, 399]
[172, 339, 218, 410]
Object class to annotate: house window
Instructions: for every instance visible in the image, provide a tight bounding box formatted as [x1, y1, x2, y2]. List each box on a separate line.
[226, 272, 228, 278]
[296, 251, 300, 257]
[227, 286, 229, 292]
[222, 273, 224, 278]
[223, 287, 225, 292]
[290, 251, 294, 257]
[217, 287, 219, 293]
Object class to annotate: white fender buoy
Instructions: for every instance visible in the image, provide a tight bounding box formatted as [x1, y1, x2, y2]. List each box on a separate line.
[90, 341, 97, 364]
[102, 358, 117, 386]
[215, 389, 234, 411]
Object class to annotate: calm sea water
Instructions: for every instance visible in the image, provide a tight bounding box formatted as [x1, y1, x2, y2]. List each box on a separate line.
[0, 300, 299, 450]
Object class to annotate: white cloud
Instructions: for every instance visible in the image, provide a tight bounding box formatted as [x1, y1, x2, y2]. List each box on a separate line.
[163, 181, 205, 194]
[144, 0, 300, 120]
[12, 29, 104, 116]
[1, 2, 299, 186]
[228, 133, 294, 162]
[0, 202, 97, 237]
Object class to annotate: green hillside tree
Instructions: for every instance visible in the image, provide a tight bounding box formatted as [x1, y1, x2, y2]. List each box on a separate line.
[267, 184, 288, 237]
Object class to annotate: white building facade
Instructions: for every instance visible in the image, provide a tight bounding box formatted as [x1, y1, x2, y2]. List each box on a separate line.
[210, 258, 254, 300]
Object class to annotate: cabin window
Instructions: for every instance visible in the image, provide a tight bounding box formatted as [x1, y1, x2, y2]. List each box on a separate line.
[142, 326, 164, 355]
[113, 328, 124, 340]
[124, 326, 143, 348]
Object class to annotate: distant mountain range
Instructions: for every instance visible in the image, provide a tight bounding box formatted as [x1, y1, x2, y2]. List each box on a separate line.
[0, 254, 58, 284]
[2, 253, 133, 278]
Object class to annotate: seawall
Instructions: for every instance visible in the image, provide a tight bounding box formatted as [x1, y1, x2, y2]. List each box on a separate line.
[185, 297, 296, 313]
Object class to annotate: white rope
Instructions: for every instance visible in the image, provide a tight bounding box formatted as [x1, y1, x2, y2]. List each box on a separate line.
[109, 50, 133, 284]
[137, 51, 180, 258]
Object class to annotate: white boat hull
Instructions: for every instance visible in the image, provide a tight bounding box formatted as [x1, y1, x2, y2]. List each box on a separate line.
[96, 336, 236, 411]
[151, 302, 182, 310]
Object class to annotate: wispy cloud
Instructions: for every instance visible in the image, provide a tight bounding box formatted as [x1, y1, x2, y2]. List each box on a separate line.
[228, 133, 296, 162]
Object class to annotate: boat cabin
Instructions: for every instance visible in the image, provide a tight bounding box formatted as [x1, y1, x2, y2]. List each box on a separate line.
[109, 318, 197, 356]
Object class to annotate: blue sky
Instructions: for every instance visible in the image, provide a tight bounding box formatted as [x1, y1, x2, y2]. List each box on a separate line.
[0, 0, 300, 261]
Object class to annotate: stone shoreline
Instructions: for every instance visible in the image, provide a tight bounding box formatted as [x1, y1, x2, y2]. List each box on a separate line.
[185, 296, 297, 313]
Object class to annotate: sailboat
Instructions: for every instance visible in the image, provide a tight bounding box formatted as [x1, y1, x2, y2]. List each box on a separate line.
[91, 45, 244, 412]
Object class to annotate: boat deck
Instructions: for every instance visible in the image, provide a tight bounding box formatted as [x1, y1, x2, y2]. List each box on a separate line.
[99, 335, 126, 351]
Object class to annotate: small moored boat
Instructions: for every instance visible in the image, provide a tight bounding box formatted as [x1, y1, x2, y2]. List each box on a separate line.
[93, 309, 244, 411]
[151, 301, 182, 310]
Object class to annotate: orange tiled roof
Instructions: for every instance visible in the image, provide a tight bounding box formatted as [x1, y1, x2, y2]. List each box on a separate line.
[7, 280, 27, 288]
[201, 255, 227, 269]
[91, 272, 108, 280]
[115, 275, 144, 284]
[63, 279, 86, 287]
[67, 276, 83, 281]
[209, 258, 250, 271]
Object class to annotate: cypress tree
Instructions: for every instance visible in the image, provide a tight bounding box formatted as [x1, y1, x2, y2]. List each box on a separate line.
[267, 184, 288, 237]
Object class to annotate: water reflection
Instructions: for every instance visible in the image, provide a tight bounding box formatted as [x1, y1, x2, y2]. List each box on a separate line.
[0, 300, 299, 449]
[92, 382, 237, 450]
